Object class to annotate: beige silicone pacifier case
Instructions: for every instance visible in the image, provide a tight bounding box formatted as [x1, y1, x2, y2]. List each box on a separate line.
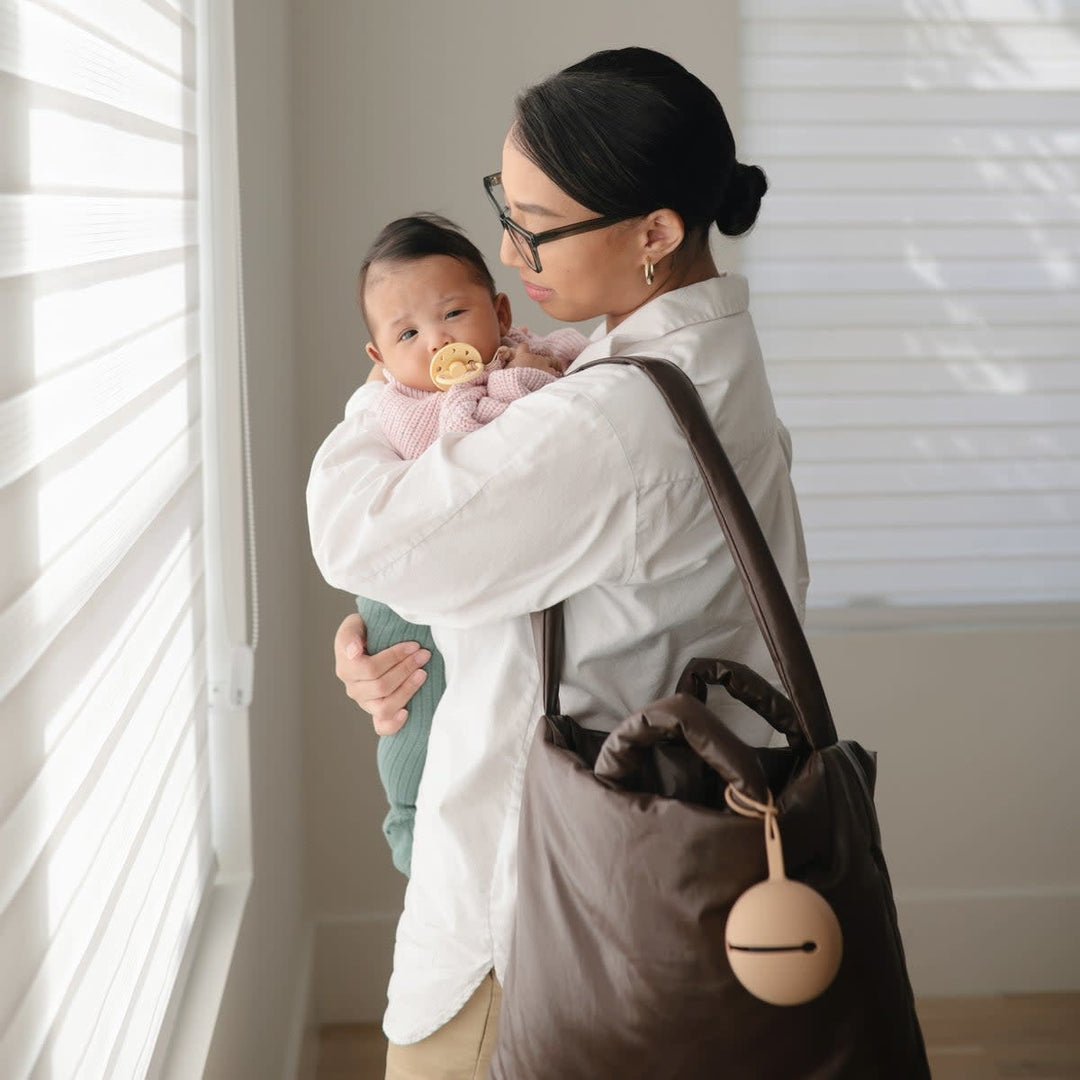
[724, 788, 843, 1005]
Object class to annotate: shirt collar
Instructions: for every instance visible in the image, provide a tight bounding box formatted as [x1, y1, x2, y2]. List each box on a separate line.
[569, 273, 749, 371]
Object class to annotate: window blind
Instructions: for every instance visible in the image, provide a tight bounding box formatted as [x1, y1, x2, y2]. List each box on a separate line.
[0, 1, 216, 1076]
[739, 0, 1080, 609]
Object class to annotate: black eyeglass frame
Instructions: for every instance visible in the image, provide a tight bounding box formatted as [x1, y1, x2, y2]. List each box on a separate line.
[483, 172, 629, 273]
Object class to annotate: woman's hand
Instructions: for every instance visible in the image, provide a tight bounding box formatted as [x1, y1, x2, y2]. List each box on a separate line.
[334, 613, 431, 735]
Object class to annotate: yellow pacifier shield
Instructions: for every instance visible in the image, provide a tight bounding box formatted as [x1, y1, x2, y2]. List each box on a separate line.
[430, 342, 485, 390]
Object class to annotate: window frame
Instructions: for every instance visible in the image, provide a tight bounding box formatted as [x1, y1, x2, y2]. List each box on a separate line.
[144, 0, 254, 1074]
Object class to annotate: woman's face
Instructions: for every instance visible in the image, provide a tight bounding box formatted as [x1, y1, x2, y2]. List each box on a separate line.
[498, 135, 652, 329]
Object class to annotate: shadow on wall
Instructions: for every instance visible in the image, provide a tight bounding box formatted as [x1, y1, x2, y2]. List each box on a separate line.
[739, 2, 1080, 610]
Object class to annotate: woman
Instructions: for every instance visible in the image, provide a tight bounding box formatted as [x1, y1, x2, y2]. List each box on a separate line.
[307, 47, 808, 1080]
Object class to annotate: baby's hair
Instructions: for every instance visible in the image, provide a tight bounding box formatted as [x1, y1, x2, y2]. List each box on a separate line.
[513, 48, 766, 255]
[358, 213, 496, 330]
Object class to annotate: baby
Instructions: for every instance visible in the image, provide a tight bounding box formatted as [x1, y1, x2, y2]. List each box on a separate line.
[355, 213, 587, 875]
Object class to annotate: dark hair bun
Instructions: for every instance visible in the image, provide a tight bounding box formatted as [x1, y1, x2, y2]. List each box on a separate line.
[716, 162, 768, 237]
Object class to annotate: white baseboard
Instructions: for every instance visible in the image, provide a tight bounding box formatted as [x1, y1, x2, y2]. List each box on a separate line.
[282, 921, 318, 1080]
[312, 912, 399, 1024]
[897, 887, 1080, 996]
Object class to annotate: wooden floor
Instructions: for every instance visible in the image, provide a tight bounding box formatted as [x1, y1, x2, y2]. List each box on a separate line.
[316, 993, 1080, 1079]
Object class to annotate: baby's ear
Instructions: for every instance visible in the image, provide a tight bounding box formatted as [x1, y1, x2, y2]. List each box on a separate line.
[494, 292, 512, 335]
[365, 341, 384, 366]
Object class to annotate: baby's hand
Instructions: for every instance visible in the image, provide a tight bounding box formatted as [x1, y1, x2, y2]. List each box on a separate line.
[505, 345, 562, 376]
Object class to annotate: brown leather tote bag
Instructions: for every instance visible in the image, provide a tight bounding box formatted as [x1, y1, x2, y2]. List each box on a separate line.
[489, 357, 930, 1080]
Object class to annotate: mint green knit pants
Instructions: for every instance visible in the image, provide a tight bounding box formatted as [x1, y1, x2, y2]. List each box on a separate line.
[355, 596, 446, 877]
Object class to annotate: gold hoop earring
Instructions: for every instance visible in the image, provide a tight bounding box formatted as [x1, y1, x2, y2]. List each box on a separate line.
[644, 258, 655, 286]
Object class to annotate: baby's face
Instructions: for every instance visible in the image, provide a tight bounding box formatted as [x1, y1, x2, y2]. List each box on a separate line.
[364, 255, 510, 391]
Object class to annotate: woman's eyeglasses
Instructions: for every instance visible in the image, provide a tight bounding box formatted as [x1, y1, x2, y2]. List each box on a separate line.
[483, 172, 628, 273]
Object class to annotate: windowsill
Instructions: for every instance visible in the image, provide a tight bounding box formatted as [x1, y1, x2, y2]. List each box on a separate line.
[152, 872, 253, 1080]
[806, 600, 1080, 637]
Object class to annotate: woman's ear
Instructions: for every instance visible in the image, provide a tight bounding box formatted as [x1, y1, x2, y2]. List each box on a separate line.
[494, 292, 513, 335]
[643, 208, 685, 263]
[365, 341, 384, 367]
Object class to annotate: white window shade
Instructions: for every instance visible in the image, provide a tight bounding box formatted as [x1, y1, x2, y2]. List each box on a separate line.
[739, 0, 1080, 609]
[0, 1, 217, 1076]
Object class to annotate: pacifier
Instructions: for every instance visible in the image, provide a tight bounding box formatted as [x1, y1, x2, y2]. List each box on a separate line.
[430, 342, 486, 390]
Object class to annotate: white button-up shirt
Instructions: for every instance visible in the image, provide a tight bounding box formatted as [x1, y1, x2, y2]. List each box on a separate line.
[307, 274, 809, 1044]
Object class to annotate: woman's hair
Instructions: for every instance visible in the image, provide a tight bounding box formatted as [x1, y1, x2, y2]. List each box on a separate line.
[512, 47, 766, 249]
[357, 213, 496, 326]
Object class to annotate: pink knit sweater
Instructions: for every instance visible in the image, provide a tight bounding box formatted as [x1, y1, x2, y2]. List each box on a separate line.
[376, 325, 589, 459]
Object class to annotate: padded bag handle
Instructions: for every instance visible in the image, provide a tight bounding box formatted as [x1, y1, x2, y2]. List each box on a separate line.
[537, 355, 837, 750]
[593, 694, 771, 805]
[675, 657, 808, 752]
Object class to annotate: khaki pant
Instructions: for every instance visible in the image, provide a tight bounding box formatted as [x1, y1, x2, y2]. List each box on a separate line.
[384, 972, 502, 1080]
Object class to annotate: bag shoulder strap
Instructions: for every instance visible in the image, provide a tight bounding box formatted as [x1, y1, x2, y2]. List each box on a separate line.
[536, 355, 837, 751]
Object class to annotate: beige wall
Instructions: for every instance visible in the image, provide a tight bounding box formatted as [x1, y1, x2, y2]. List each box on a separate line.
[812, 620, 1080, 995]
[291, 0, 1080, 1025]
